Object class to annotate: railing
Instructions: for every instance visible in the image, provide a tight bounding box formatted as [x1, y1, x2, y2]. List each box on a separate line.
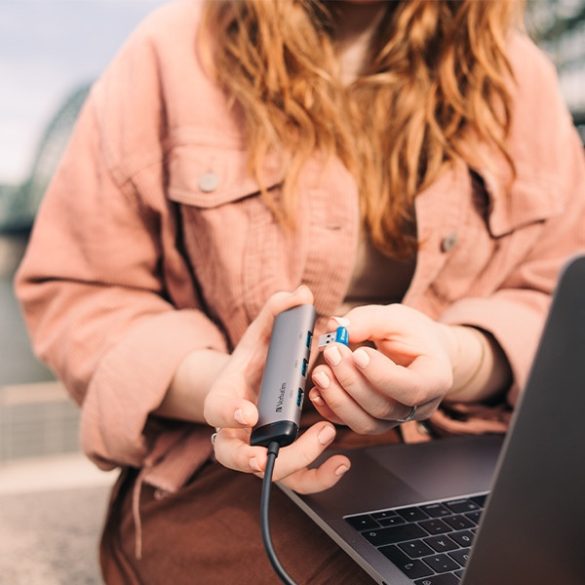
[0, 383, 80, 462]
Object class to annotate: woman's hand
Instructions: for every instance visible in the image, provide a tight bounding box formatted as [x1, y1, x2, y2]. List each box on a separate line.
[203, 286, 351, 494]
[309, 304, 456, 434]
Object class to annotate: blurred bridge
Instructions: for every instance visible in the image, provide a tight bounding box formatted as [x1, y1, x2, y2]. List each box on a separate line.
[0, 84, 91, 233]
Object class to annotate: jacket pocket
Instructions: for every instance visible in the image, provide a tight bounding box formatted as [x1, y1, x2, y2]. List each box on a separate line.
[167, 142, 284, 208]
[484, 170, 564, 238]
[165, 141, 289, 342]
[430, 169, 561, 303]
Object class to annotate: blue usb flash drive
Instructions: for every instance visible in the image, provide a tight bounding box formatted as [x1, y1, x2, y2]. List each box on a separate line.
[317, 326, 349, 350]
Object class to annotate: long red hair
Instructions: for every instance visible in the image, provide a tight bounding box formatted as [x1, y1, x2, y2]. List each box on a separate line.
[202, 0, 524, 257]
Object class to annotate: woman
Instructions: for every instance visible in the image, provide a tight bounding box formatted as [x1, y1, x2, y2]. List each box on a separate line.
[15, 0, 585, 583]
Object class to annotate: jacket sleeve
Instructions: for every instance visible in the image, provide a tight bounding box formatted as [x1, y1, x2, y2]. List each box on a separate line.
[439, 38, 585, 406]
[14, 32, 227, 470]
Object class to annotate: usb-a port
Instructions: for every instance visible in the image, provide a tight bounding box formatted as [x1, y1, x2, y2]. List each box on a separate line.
[301, 358, 308, 377]
[296, 388, 304, 407]
[306, 330, 313, 349]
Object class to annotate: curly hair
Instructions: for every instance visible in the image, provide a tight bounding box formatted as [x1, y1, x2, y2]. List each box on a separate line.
[202, 0, 525, 258]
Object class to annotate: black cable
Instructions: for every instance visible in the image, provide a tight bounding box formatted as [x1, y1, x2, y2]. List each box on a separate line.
[260, 440, 298, 585]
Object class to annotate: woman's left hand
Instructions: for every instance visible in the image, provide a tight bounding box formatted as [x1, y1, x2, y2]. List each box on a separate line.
[309, 304, 456, 434]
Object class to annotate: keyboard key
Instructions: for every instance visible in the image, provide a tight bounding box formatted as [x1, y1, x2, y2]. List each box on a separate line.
[421, 503, 451, 518]
[422, 553, 460, 573]
[449, 530, 474, 548]
[469, 494, 488, 507]
[372, 510, 398, 521]
[414, 575, 459, 585]
[453, 569, 465, 581]
[398, 539, 435, 558]
[379, 515, 406, 527]
[380, 545, 434, 579]
[396, 506, 429, 522]
[443, 515, 474, 531]
[445, 499, 481, 514]
[345, 514, 380, 531]
[449, 548, 471, 567]
[362, 524, 427, 547]
[370, 510, 396, 520]
[418, 519, 451, 535]
[465, 511, 481, 525]
[424, 535, 459, 553]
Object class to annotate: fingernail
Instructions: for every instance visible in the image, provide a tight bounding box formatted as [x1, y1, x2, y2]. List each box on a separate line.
[310, 390, 324, 406]
[313, 371, 330, 388]
[249, 457, 262, 472]
[234, 408, 246, 425]
[324, 345, 342, 366]
[335, 464, 350, 477]
[353, 348, 370, 368]
[318, 424, 336, 445]
[332, 316, 350, 327]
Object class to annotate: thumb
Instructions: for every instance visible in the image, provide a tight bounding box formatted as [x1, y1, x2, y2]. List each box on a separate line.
[204, 387, 259, 430]
[341, 304, 412, 344]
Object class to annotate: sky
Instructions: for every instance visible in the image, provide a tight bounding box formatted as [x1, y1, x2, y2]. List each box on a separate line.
[0, 0, 165, 184]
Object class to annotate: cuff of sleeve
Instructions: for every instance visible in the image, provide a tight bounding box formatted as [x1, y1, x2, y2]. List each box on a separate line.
[438, 291, 549, 405]
[80, 309, 227, 469]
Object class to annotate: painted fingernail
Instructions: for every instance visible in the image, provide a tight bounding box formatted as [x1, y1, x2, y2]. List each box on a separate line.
[313, 371, 330, 388]
[234, 409, 246, 425]
[249, 457, 262, 472]
[324, 345, 342, 366]
[335, 464, 350, 477]
[353, 348, 370, 368]
[318, 425, 336, 445]
[310, 390, 325, 406]
[332, 316, 350, 327]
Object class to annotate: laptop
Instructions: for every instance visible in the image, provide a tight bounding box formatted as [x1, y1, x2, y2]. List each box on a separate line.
[282, 254, 585, 585]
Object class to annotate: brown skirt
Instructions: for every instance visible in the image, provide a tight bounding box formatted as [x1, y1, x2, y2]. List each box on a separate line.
[99, 427, 404, 585]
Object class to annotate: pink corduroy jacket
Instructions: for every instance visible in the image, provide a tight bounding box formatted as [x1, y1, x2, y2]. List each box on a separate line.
[15, 1, 585, 495]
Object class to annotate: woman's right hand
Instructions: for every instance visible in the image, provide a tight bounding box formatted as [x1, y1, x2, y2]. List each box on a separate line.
[203, 286, 351, 494]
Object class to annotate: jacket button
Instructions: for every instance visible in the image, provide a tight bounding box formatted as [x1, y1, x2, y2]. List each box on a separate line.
[440, 233, 458, 253]
[198, 171, 220, 193]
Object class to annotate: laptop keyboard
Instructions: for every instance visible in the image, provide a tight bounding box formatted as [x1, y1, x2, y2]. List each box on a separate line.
[344, 494, 488, 584]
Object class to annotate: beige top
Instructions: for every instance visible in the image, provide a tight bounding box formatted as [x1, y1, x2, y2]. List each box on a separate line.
[341, 234, 416, 313]
[338, 32, 417, 311]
